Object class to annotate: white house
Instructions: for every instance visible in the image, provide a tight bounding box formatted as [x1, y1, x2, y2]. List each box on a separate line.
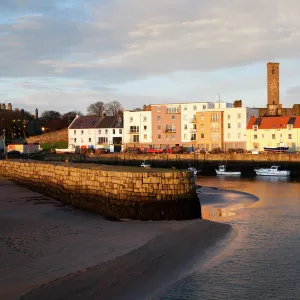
[123, 110, 152, 148]
[95, 115, 123, 152]
[223, 107, 259, 150]
[68, 115, 101, 149]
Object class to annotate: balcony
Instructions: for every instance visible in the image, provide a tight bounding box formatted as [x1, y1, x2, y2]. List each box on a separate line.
[128, 130, 140, 134]
[164, 128, 176, 133]
[190, 129, 197, 133]
[189, 118, 197, 123]
[210, 128, 220, 132]
[166, 108, 180, 114]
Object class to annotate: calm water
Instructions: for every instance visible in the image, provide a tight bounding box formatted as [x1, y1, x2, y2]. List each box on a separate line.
[154, 176, 300, 300]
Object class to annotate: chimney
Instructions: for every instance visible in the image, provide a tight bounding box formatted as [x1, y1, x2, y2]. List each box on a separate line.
[35, 108, 39, 119]
[8, 103, 12, 111]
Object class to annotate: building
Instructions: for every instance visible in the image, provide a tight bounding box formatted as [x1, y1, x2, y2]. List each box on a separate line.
[123, 110, 152, 148]
[95, 114, 123, 152]
[246, 116, 300, 152]
[196, 110, 224, 150]
[68, 115, 101, 149]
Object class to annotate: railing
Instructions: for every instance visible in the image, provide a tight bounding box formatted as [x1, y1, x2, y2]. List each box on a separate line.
[189, 129, 197, 133]
[211, 128, 220, 132]
[128, 131, 140, 134]
[166, 109, 180, 114]
[164, 128, 176, 133]
[189, 118, 197, 123]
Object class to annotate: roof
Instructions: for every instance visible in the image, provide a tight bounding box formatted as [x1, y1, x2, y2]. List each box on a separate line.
[69, 116, 101, 129]
[96, 115, 123, 129]
[247, 116, 300, 130]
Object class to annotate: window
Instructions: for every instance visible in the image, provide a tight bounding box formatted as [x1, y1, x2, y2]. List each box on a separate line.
[184, 134, 187, 139]
[74, 138, 77, 142]
[166, 134, 169, 140]
[237, 123, 241, 129]
[272, 134, 275, 139]
[238, 113, 241, 119]
[74, 130, 76, 134]
[144, 125, 147, 130]
[193, 124, 196, 129]
[81, 130, 84, 134]
[212, 132, 219, 141]
[228, 123, 231, 129]
[88, 138, 91, 142]
[130, 117, 133, 122]
[193, 105, 197, 110]
[172, 115, 175, 120]
[133, 135, 139, 142]
[144, 134, 147, 139]
[158, 134, 161, 140]
[129, 126, 139, 133]
[262, 134, 264, 138]
[201, 124, 204, 130]
[157, 116, 161, 121]
[253, 125, 258, 131]
[88, 129, 91, 135]
[119, 129, 122, 134]
[203, 105, 206, 109]
[238, 132, 241, 139]
[81, 138, 84, 142]
[191, 133, 196, 140]
[98, 137, 108, 144]
[228, 133, 231, 138]
[254, 135, 257, 139]
[113, 129, 115, 134]
[288, 124, 293, 130]
[105, 129, 108, 134]
[158, 125, 161, 130]
[211, 114, 219, 122]
[172, 134, 175, 140]
[98, 129, 101, 134]
[166, 106, 179, 113]
[288, 134, 292, 139]
[183, 115, 188, 121]
[228, 115, 231, 120]
[143, 116, 147, 122]
[184, 124, 187, 130]
[157, 106, 161, 112]
[201, 133, 204, 139]
[200, 114, 204, 120]
[183, 105, 187, 111]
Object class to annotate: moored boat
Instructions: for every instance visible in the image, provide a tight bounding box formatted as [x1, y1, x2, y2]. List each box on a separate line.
[263, 146, 289, 152]
[140, 160, 151, 168]
[215, 165, 241, 176]
[254, 165, 290, 176]
[187, 166, 201, 176]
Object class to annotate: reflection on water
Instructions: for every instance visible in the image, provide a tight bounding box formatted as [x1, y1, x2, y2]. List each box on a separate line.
[155, 177, 300, 300]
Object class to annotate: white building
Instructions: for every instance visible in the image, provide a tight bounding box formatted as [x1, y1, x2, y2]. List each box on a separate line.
[123, 110, 152, 147]
[68, 115, 101, 149]
[223, 107, 259, 150]
[95, 115, 123, 152]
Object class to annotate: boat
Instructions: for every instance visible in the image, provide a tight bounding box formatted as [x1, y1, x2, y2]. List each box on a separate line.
[140, 161, 151, 168]
[254, 165, 290, 176]
[215, 165, 241, 176]
[187, 167, 200, 176]
[264, 146, 289, 152]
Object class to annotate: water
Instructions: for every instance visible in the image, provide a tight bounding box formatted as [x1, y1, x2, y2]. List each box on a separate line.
[154, 176, 300, 300]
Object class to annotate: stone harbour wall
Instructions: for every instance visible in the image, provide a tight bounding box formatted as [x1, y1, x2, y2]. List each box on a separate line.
[0, 160, 201, 220]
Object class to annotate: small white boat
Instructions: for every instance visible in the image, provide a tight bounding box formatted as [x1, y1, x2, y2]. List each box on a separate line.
[215, 165, 241, 176]
[254, 165, 290, 176]
[141, 161, 151, 168]
[187, 167, 200, 176]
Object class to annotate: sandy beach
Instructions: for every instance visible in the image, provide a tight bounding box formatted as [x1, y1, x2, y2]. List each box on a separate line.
[0, 178, 235, 300]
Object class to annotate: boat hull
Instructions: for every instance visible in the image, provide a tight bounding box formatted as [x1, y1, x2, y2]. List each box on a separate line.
[215, 170, 241, 176]
[264, 147, 289, 152]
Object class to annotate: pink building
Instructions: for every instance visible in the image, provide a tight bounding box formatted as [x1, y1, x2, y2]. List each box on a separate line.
[151, 104, 182, 148]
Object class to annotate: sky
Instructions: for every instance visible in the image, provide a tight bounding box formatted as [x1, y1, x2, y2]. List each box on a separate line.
[1, 0, 300, 115]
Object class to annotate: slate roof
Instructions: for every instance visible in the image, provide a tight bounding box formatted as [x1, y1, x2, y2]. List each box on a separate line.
[247, 116, 300, 130]
[69, 116, 101, 129]
[96, 115, 123, 129]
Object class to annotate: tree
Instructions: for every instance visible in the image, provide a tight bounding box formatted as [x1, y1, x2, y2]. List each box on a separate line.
[62, 110, 82, 125]
[87, 101, 105, 116]
[104, 101, 123, 116]
[41, 110, 61, 122]
[132, 108, 142, 111]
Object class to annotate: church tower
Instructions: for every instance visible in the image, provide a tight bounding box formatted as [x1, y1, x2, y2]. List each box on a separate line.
[267, 62, 282, 116]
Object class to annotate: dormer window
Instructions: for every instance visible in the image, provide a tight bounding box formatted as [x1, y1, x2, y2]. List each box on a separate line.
[253, 125, 258, 131]
[287, 124, 293, 130]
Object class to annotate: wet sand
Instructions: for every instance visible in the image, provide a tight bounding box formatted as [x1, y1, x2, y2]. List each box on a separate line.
[0, 178, 235, 300]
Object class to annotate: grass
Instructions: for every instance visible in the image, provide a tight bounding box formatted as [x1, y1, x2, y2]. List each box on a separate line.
[41, 141, 68, 151]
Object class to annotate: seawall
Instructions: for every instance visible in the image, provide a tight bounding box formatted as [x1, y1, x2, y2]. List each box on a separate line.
[0, 160, 201, 220]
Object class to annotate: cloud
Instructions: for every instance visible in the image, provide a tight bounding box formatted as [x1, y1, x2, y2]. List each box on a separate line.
[1, 0, 300, 112]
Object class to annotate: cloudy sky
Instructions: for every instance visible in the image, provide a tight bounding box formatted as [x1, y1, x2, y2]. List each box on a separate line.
[1, 0, 300, 115]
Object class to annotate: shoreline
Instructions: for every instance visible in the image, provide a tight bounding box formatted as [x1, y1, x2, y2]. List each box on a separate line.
[0, 178, 237, 300]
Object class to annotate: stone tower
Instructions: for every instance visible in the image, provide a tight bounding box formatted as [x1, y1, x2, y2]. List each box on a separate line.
[8, 103, 12, 111]
[35, 108, 39, 119]
[267, 62, 282, 116]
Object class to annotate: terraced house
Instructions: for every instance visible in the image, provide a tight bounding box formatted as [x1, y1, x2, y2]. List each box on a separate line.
[246, 116, 300, 152]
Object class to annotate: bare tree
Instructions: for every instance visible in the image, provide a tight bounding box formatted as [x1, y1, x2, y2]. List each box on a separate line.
[87, 101, 105, 116]
[104, 101, 123, 116]
[40, 110, 61, 122]
[62, 110, 83, 125]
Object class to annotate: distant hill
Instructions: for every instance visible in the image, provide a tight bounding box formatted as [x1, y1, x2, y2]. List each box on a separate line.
[26, 129, 68, 144]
